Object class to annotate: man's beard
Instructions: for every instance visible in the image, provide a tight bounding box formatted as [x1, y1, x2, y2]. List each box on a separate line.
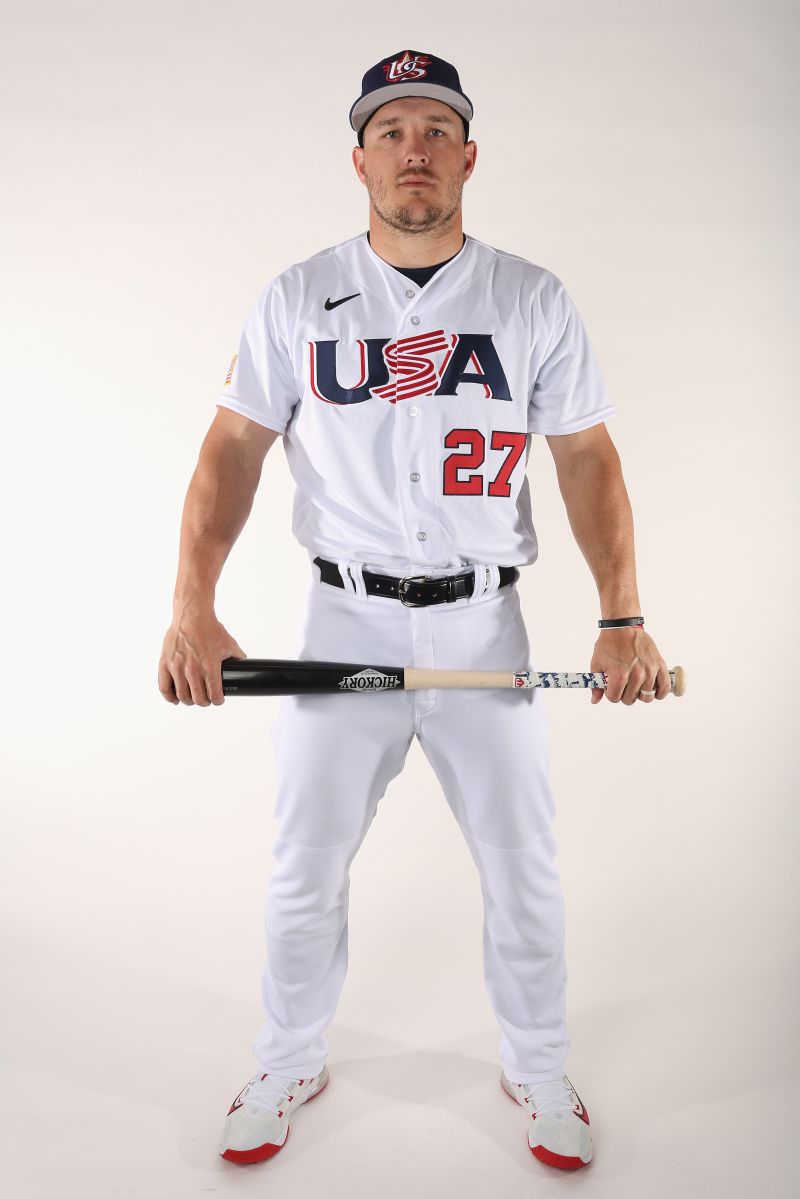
[365, 172, 463, 234]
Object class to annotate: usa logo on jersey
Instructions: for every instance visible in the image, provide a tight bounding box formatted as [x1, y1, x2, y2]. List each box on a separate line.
[384, 51, 431, 83]
[308, 329, 513, 406]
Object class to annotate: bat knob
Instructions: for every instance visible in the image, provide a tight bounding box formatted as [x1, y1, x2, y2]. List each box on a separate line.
[671, 666, 687, 697]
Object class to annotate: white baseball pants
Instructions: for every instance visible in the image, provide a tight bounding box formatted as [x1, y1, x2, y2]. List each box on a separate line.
[250, 560, 571, 1085]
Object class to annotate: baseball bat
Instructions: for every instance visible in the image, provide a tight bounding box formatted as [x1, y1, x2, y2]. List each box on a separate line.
[220, 658, 687, 697]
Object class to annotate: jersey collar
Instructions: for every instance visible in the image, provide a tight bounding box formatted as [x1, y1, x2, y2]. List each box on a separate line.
[358, 230, 475, 309]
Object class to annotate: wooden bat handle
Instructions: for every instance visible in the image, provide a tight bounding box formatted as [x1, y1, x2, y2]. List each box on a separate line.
[406, 667, 687, 694]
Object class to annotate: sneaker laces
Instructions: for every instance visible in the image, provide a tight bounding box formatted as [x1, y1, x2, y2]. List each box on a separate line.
[243, 1071, 303, 1119]
[514, 1075, 577, 1123]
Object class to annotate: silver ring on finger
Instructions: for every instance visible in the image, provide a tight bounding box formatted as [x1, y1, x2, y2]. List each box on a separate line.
[638, 688, 657, 700]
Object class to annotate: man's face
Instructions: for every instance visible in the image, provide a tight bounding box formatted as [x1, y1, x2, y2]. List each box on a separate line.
[352, 96, 477, 235]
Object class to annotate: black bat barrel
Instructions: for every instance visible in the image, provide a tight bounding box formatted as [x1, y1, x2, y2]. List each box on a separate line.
[221, 657, 406, 696]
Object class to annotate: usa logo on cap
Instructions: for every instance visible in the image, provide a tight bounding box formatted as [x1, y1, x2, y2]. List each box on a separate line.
[383, 51, 432, 83]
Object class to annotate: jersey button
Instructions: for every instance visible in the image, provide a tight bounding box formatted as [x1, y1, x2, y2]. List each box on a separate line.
[416, 531, 427, 541]
[409, 405, 420, 417]
[410, 472, 420, 482]
[410, 315, 421, 325]
[405, 289, 415, 299]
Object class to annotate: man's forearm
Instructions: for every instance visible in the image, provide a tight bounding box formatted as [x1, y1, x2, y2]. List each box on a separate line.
[172, 445, 263, 612]
[554, 445, 641, 619]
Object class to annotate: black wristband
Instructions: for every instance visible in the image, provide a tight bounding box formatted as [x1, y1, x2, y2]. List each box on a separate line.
[598, 617, 644, 629]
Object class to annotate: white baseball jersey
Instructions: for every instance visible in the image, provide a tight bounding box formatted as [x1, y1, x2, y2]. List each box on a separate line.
[216, 230, 616, 575]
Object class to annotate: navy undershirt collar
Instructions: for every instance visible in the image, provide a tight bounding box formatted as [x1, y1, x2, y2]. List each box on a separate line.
[367, 232, 467, 286]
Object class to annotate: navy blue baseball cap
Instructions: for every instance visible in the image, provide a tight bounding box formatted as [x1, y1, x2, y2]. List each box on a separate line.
[349, 50, 473, 143]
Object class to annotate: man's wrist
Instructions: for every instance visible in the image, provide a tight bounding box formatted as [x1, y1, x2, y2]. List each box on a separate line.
[598, 598, 641, 620]
[173, 588, 216, 615]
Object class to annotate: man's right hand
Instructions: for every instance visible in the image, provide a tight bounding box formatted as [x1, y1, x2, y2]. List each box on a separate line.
[158, 609, 247, 706]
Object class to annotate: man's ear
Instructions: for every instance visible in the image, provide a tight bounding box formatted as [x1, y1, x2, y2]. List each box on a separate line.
[464, 140, 477, 182]
[352, 145, 366, 184]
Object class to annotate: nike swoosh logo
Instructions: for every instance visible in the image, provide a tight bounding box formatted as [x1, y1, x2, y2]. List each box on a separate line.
[324, 292, 360, 310]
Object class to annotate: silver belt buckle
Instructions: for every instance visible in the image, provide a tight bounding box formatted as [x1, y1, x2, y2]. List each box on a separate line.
[398, 574, 433, 607]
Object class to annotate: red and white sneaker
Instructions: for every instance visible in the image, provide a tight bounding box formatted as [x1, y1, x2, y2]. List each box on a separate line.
[219, 1064, 330, 1164]
[500, 1071, 593, 1170]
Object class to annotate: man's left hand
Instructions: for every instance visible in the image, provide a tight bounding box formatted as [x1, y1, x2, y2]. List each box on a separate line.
[590, 628, 671, 705]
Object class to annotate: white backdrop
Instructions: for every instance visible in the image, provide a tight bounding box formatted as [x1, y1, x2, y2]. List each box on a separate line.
[1, 2, 797, 1196]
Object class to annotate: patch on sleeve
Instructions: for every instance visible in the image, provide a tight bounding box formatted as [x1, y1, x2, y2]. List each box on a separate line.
[224, 354, 238, 387]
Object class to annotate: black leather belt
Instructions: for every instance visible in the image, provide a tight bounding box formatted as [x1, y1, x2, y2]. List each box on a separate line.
[313, 556, 519, 608]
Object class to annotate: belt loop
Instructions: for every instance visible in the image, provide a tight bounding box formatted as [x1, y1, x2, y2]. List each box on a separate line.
[336, 559, 368, 600]
[469, 562, 488, 602]
[336, 559, 356, 595]
[484, 565, 501, 596]
[348, 561, 368, 600]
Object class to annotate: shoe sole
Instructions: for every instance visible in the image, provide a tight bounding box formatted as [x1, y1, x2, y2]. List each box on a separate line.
[499, 1072, 592, 1171]
[220, 1066, 330, 1165]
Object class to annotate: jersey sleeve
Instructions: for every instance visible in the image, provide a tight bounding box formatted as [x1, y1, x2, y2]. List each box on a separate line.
[527, 281, 617, 435]
[215, 279, 299, 435]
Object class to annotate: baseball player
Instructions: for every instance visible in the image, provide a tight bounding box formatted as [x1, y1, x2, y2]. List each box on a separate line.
[159, 49, 670, 1172]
